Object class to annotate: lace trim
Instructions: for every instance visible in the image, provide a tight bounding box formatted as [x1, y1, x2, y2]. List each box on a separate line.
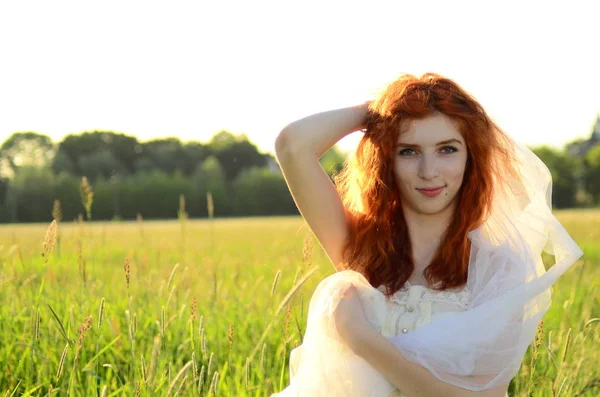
[381, 285, 470, 309]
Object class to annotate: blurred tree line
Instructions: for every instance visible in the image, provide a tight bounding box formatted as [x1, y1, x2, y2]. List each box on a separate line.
[1, 118, 600, 223]
[0, 130, 346, 223]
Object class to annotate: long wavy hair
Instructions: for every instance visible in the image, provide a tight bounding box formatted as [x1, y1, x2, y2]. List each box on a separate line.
[334, 72, 520, 296]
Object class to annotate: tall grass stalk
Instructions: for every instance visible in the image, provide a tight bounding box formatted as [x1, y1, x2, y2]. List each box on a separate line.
[79, 176, 94, 221]
[41, 220, 57, 266]
[167, 360, 192, 396]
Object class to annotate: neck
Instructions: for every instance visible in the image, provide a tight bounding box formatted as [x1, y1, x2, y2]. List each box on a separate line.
[402, 202, 456, 268]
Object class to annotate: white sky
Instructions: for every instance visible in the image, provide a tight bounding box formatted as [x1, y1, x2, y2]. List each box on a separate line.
[0, 0, 598, 155]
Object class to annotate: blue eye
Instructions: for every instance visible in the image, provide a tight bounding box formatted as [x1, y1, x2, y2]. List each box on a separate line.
[440, 146, 458, 154]
[398, 146, 458, 156]
[398, 148, 416, 156]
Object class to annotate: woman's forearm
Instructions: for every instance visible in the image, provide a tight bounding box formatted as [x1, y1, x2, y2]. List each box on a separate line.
[275, 103, 369, 159]
[353, 330, 463, 397]
[352, 329, 508, 397]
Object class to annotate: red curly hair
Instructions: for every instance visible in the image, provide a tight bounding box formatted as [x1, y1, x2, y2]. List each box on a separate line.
[334, 72, 519, 296]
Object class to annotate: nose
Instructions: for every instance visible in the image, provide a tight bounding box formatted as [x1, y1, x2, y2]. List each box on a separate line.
[417, 153, 439, 180]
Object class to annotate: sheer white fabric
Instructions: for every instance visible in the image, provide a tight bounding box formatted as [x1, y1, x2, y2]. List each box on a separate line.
[286, 281, 476, 397]
[271, 141, 583, 396]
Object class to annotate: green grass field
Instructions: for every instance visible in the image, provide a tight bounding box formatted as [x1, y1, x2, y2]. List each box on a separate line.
[0, 211, 598, 396]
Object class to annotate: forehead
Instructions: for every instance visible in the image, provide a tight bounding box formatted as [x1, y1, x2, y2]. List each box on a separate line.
[397, 113, 464, 144]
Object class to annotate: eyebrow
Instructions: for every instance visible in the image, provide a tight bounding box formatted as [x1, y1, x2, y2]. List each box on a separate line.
[396, 139, 464, 148]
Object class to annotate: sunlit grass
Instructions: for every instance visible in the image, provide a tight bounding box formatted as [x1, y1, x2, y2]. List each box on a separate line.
[0, 210, 598, 396]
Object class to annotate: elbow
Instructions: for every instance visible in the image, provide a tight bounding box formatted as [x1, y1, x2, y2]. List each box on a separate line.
[275, 124, 316, 159]
[274, 127, 292, 155]
[275, 126, 304, 158]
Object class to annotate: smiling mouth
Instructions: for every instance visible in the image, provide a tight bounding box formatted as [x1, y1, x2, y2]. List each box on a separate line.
[416, 186, 445, 197]
[417, 186, 445, 191]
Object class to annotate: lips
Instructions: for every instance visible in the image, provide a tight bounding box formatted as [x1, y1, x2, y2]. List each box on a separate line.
[417, 186, 445, 197]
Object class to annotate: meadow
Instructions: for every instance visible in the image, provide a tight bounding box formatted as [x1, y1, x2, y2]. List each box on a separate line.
[0, 210, 598, 396]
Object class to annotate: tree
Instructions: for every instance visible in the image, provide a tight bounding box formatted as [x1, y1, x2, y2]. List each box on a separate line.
[320, 145, 347, 178]
[531, 146, 579, 208]
[0, 176, 10, 222]
[232, 167, 297, 215]
[9, 166, 55, 222]
[583, 144, 600, 205]
[52, 131, 139, 178]
[78, 150, 127, 181]
[192, 156, 230, 216]
[183, 141, 210, 176]
[135, 137, 188, 175]
[116, 170, 194, 219]
[0, 132, 55, 178]
[52, 172, 81, 221]
[130, 138, 209, 176]
[208, 131, 268, 182]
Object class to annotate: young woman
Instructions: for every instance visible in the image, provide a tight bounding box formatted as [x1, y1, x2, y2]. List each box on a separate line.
[272, 73, 582, 396]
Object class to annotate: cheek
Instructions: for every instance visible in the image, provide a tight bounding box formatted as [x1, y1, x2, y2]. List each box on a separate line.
[394, 162, 415, 187]
[442, 159, 467, 195]
[445, 157, 467, 180]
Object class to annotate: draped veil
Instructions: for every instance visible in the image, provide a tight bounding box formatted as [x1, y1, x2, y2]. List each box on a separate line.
[273, 140, 583, 395]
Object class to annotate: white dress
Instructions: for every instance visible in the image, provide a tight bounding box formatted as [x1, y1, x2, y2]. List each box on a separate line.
[372, 281, 471, 397]
[279, 279, 509, 397]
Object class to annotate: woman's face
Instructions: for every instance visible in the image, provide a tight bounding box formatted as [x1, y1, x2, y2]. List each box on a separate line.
[393, 112, 468, 217]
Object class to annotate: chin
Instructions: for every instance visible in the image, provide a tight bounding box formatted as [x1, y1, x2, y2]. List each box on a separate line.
[413, 200, 455, 215]
[417, 207, 448, 215]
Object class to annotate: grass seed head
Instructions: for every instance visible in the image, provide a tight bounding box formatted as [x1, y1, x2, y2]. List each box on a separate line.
[533, 320, 544, 359]
[76, 315, 93, 347]
[209, 371, 219, 395]
[201, 326, 207, 357]
[56, 343, 69, 381]
[34, 308, 40, 342]
[133, 312, 137, 336]
[245, 358, 250, 389]
[150, 335, 161, 383]
[228, 323, 234, 347]
[98, 297, 105, 330]
[302, 234, 314, 266]
[198, 365, 206, 393]
[191, 297, 197, 321]
[175, 374, 187, 396]
[41, 220, 58, 263]
[79, 176, 94, 220]
[124, 258, 131, 289]
[207, 352, 214, 378]
[192, 351, 198, 379]
[52, 199, 62, 222]
[561, 327, 572, 363]
[141, 355, 147, 383]
[283, 304, 292, 342]
[271, 270, 281, 297]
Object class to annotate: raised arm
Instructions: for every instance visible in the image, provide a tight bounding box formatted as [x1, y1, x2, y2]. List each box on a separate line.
[275, 103, 368, 271]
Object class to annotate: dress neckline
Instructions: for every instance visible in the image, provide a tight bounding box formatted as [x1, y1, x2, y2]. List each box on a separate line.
[405, 280, 428, 288]
[404, 279, 468, 293]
